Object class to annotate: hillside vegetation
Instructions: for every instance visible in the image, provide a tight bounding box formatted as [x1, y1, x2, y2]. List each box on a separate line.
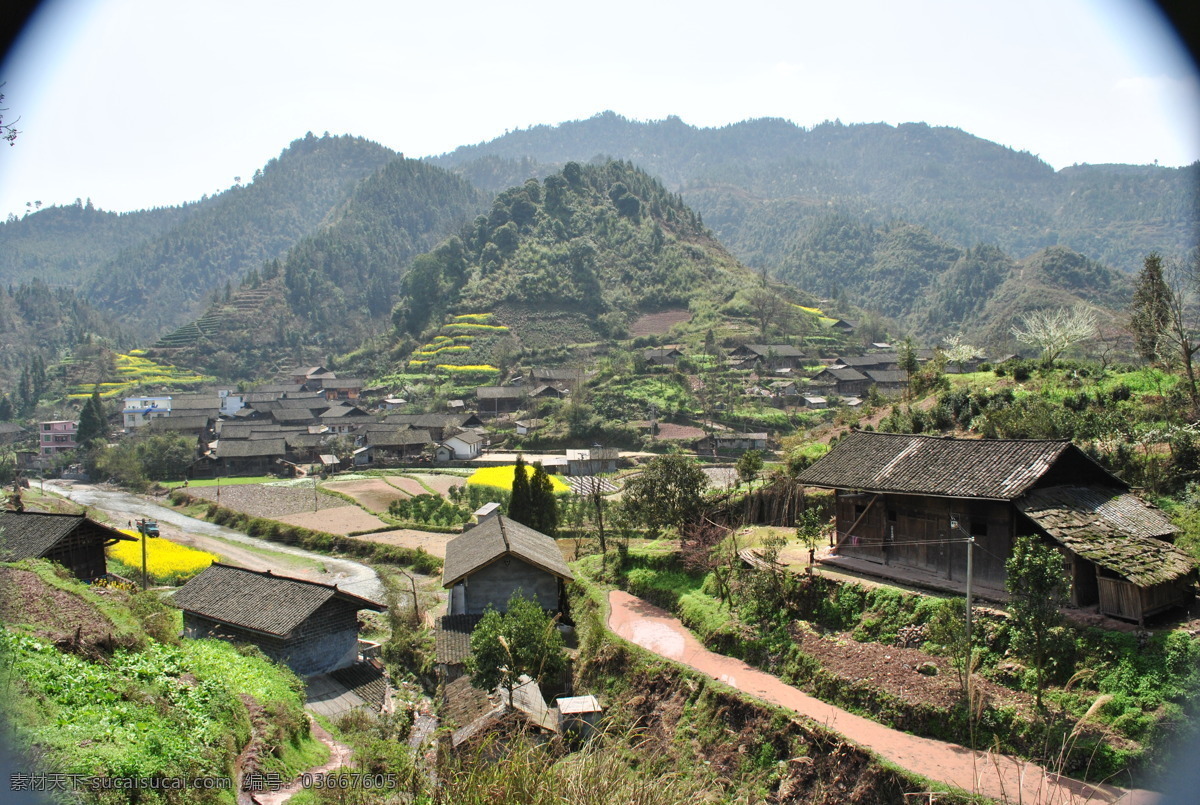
[0, 134, 403, 335]
[0, 560, 321, 802]
[433, 112, 1198, 273]
[145, 155, 486, 379]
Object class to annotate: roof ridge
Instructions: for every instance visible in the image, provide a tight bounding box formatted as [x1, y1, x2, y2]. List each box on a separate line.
[498, 515, 511, 553]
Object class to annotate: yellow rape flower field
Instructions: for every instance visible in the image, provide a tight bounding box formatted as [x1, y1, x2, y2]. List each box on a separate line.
[467, 465, 571, 493]
[108, 531, 218, 583]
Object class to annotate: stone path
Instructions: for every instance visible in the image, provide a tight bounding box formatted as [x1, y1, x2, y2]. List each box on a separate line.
[608, 590, 1158, 805]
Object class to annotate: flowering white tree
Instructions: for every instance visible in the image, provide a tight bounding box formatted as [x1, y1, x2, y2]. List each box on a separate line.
[1011, 306, 1097, 367]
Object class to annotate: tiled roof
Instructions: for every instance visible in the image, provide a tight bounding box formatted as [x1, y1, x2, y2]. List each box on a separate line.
[148, 414, 211, 432]
[366, 429, 434, 448]
[168, 395, 222, 411]
[0, 511, 135, 561]
[436, 614, 484, 665]
[442, 515, 573, 588]
[736, 344, 804, 358]
[172, 563, 384, 637]
[1017, 486, 1194, 586]
[837, 354, 901, 368]
[795, 431, 1100, 500]
[446, 431, 485, 446]
[216, 438, 288, 458]
[864, 369, 909, 384]
[815, 367, 868, 382]
[476, 386, 527, 400]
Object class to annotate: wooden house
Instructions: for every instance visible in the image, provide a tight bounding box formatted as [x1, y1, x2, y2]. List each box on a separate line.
[476, 386, 528, 415]
[695, 432, 769, 454]
[796, 431, 1196, 623]
[728, 344, 805, 372]
[213, 437, 288, 476]
[643, 346, 684, 367]
[172, 563, 386, 676]
[566, 447, 619, 476]
[442, 515, 574, 616]
[0, 511, 136, 581]
[811, 367, 870, 396]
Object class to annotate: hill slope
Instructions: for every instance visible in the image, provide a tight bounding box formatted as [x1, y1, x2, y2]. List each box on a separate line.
[147, 156, 487, 379]
[0, 133, 404, 335]
[432, 112, 1198, 274]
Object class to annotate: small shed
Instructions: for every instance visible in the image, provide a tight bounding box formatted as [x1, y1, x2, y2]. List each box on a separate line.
[172, 563, 387, 676]
[442, 515, 574, 615]
[555, 695, 603, 738]
[0, 511, 135, 581]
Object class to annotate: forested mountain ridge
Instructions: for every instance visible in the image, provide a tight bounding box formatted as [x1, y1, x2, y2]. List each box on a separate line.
[431, 112, 1198, 274]
[0, 133, 404, 334]
[781, 214, 1131, 344]
[0, 200, 196, 289]
[0, 280, 131, 393]
[389, 160, 772, 354]
[146, 156, 487, 379]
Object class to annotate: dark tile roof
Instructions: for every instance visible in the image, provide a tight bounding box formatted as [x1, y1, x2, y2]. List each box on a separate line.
[168, 394, 222, 411]
[328, 660, 389, 710]
[148, 414, 211, 432]
[218, 423, 284, 439]
[814, 367, 868, 382]
[442, 515, 573, 588]
[321, 405, 369, 419]
[0, 511, 134, 561]
[795, 431, 1104, 500]
[476, 386, 527, 400]
[172, 563, 385, 637]
[734, 344, 804, 358]
[837, 353, 901, 368]
[1017, 486, 1194, 586]
[864, 369, 909, 384]
[436, 614, 484, 665]
[216, 438, 288, 458]
[366, 429, 434, 448]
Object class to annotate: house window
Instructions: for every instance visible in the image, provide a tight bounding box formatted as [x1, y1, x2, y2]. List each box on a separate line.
[970, 520, 987, 537]
[887, 510, 897, 522]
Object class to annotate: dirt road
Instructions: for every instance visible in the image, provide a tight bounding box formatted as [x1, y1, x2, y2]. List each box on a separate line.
[608, 590, 1157, 805]
[46, 480, 385, 601]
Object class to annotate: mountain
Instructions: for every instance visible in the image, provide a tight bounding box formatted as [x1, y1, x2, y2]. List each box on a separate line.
[0, 279, 131, 394]
[431, 112, 1198, 274]
[145, 156, 487, 379]
[0, 133, 404, 334]
[388, 160, 775, 360]
[779, 213, 1131, 344]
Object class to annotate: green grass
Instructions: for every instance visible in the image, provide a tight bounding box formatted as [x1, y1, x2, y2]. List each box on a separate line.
[162, 476, 278, 488]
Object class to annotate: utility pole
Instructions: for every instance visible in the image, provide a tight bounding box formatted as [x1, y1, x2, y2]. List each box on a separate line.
[950, 516, 975, 711]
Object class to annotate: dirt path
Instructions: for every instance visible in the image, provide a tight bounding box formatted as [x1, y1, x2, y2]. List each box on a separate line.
[252, 717, 353, 805]
[608, 590, 1157, 805]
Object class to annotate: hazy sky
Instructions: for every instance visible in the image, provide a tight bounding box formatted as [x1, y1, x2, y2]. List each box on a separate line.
[0, 0, 1197, 220]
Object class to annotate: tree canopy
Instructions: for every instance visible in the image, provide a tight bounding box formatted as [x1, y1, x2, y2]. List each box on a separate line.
[467, 591, 566, 693]
[621, 455, 709, 538]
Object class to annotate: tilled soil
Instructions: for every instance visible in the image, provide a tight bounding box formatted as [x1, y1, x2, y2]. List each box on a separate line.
[0, 568, 130, 651]
[275, 506, 388, 535]
[323, 478, 409, 513]
[352, 529, 455, 558]
[789, 622, 1033, 716]
[186, 484, 344, 519]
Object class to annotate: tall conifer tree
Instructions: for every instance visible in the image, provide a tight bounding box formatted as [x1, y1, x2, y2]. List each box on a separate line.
[529, 462, 558, 537]
[508, 455, 531, 526]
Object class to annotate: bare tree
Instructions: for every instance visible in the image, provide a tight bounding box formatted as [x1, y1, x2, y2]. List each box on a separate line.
[748, 270, 790, 341]
[1158, 255, 1200, 411]
[1011, 306, 1098, 367]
